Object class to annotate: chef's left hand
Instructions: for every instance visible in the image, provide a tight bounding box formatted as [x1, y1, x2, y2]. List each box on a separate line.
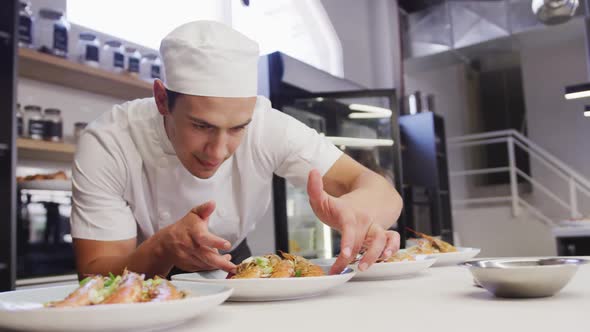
[307, 169, 400, 275]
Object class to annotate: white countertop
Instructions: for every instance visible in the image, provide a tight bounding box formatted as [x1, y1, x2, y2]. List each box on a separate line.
[170, 261, 590, 332]
[553, 224, 590, 237]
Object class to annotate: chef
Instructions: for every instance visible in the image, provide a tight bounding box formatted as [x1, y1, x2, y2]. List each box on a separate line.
[71, 20, 403, 279]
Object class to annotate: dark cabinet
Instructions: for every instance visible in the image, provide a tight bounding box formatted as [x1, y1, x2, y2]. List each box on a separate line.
[0, 0, 18, 291]
[400, 112, 453, 243]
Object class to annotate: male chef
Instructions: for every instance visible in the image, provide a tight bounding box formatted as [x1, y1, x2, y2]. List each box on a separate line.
[71, 20, 403, 278]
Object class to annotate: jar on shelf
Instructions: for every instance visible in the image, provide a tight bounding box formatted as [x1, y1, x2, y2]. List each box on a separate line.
[18, 0, 35, 48]
[16, 103, 24, 137]
[140, 53, 162, 82]
[125, 46, 141, 76]
[43, 108, 63, 142]
[37, 8, 70, 57]
[74, 122, 87, 143]
[24, 105, 44, 140]
[76, 32, 100, 68]
[101, 40, 125, 73]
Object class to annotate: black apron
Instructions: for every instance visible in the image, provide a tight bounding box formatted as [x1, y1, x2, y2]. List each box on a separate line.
[167, 238, 252, 279]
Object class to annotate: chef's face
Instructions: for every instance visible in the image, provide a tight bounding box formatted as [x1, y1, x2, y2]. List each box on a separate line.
[155, 83, 256, 179]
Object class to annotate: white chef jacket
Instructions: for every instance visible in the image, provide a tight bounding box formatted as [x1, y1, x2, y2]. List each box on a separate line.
[70, 96, 342, 250]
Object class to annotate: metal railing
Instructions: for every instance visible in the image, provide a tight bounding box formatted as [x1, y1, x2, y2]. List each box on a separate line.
[448, 130, 590, 225]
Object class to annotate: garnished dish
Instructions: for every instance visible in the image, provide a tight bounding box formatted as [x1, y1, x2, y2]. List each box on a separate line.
[47, 270, 185, 308]
[231, 252, 325, 279]
[405, 228, 458, 255]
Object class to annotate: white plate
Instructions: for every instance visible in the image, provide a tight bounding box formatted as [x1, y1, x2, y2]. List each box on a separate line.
[425, 247, 481, 266]
[310, 255, 437, 281]
[171, 266, 355, 302]
[0, 281, 232, 332]
[18, 179, 72, 191]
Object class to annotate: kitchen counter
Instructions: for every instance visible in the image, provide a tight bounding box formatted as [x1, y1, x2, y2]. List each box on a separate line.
[170, 260, 590, 332]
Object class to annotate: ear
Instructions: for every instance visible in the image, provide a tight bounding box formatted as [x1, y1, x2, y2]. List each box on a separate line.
[153, 79, 170, 116]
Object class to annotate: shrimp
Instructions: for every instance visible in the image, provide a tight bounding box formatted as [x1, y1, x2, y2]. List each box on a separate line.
[270, 259, 295, 278]
[47, 276, 104, 308]
[406, 228, 457, 253]
[145, 276, 185, 302]
[101, 270, 144, 304]
[281, 252, 325, 277]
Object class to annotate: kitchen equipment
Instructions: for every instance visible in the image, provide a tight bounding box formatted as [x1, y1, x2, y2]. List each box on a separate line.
[101, 40, 125, 73]
[24, 105, 43, 140]
[172, 266, 354, 302]
[0, 282, 232, 332]
[125, 47, 141, 76]
[18, 0, 34, 48]
[76, 32, 100, 67]
[140, 53, 161, 81]
[461, 257, 588, 298]
[311, 255, 437, 281]
[532, 0, 579, 25]
[36, 8, 69, 57]
[43, 108, 63, 142]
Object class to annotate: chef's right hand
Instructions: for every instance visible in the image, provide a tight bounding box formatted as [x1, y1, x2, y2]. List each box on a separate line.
[159, 201, 236, 273]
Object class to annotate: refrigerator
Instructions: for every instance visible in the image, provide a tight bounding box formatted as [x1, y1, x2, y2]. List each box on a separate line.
[260, 52, 406, 259]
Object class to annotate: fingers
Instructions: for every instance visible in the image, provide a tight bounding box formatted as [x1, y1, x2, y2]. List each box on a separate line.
[379, 231, 401, 261]
[190, 230, 232, 251]
[329, 224, 355, 275]
[198, 248, 237, 273]
[191, 201, 216, 220]
[358, 224, 387, 271]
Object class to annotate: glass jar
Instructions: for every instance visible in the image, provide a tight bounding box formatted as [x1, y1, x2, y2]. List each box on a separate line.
[16, 103, 24, 137]
[43, 108, 63, 142]
[18, 1, 35, 48]
[24, 105, 44, 140]
[76, 32, 100, 67]
[74, 122, 88, 143]
[101, 40, 125, 73]
[125, 46, 141, 75]
[140, 53, 162, 82]
[37, 8, 70, 57]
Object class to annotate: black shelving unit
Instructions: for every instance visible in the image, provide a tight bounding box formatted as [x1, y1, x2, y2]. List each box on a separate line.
[0, 0, 18, 291]
[400, 112, 453, 243]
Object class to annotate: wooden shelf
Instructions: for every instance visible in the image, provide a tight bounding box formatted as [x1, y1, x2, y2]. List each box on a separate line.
[17, 138, 76, 162]
[18, 48, 152, 100]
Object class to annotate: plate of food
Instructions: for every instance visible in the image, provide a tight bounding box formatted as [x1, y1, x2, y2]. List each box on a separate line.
[0, 270, 232, 332]
[311, 251, 437, 281]
[17, 171, 71, 191]
[172, 252, 355, 302]
[406, 228, 480, 266]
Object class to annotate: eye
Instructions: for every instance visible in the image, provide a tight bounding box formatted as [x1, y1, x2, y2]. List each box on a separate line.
[230, 125, 247, 133]
[193, 123, 212, 130]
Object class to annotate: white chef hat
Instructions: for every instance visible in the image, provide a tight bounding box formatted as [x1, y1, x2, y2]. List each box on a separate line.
[159, 20, 259, 98]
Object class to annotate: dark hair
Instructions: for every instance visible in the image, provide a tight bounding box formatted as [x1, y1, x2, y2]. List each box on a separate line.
[165, 88, 182, 110]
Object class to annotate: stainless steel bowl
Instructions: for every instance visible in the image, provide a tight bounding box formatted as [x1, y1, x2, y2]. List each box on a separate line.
[461, 257, 588, 298]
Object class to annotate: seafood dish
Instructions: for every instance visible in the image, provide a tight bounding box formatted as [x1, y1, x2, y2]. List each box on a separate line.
[405, 228, 457, 255]
[47, 270, 185, 308]
[231, 252, 325, 279]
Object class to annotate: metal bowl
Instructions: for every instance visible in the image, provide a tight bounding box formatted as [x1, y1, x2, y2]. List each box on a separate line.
[461, 257, 588, 298]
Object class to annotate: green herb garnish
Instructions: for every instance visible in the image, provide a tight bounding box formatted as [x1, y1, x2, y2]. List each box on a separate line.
[79, 276, 91, 286]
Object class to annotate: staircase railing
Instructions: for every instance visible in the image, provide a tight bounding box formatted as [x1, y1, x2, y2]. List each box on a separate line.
[448, 129, 590, 225]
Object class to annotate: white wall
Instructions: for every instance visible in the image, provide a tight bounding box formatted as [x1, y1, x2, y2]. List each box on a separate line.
[320, 0, 400, 89]
[453, 205, 556, 257]
[520, 32, 590, 220]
